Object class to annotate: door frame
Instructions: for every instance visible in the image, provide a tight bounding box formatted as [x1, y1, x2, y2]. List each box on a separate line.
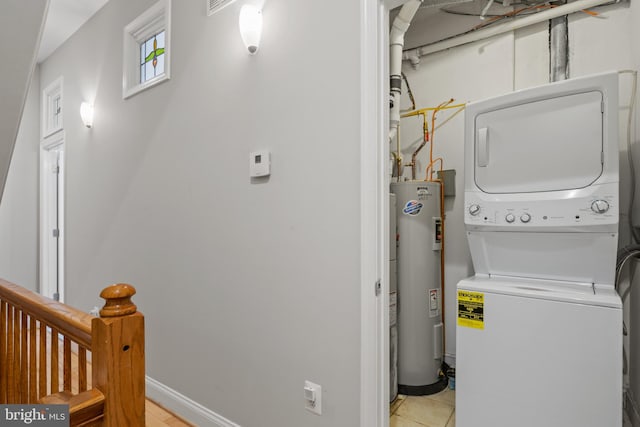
[39, 132, 65, 302]
[360, 1, 390, 426]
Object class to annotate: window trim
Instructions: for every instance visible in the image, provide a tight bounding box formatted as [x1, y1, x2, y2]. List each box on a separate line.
[42, 77, 63, 138]
[123, 0, 171, 99]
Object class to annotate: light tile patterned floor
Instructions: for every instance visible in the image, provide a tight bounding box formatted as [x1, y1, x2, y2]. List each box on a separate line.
[391, 387, 633, 427]
[390, 388, 455, 427]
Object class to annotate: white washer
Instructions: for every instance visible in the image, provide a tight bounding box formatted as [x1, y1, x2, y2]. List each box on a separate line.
[457, 72, 622, 427]
[457, 275, 622, 427]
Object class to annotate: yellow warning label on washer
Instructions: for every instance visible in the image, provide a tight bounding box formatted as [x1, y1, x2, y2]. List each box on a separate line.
[458, 290, 484, 330]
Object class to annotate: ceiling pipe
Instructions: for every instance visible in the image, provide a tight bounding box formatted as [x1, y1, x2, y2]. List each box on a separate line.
[479, 0, 495, 21]
[403, 0, 611, 67]
[550, 1, 569, 82]
[389, 0, 423, 143]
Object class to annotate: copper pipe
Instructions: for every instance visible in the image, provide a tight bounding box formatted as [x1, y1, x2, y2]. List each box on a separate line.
[409, 112, 428, 180]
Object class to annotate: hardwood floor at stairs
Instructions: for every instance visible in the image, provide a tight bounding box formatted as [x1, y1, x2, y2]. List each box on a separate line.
[145, 398, 193, 427]
[43, 332, 193, 426]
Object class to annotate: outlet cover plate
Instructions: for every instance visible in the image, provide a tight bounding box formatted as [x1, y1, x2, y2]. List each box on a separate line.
[304, 380, 322, 415]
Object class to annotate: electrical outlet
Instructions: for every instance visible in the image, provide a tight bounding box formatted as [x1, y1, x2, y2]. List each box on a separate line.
[304, 380, 322, 415]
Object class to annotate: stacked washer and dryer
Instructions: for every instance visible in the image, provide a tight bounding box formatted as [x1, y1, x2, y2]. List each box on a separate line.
[457, 72, 623, 426]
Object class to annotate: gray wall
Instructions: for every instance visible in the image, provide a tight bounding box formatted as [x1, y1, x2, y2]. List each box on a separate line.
[0, 68, 40, 291]
[39, 0, 363, 426]
[0, 0, 48, 202]
[0, 1, 45, 290]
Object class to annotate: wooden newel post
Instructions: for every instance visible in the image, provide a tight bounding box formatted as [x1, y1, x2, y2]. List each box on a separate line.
[92, 284, 145, 427]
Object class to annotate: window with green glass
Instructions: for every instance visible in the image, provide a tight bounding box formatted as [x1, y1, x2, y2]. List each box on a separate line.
[123, 0, 171, 99]
[140, 31, 166, 83]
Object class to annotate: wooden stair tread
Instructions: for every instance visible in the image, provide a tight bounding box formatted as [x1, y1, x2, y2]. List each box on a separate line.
[40, 388, 105, 426]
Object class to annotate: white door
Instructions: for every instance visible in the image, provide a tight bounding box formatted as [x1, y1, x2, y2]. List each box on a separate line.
[40, 140, 64, 302]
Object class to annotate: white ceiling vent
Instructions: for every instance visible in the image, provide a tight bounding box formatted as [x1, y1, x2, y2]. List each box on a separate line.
[207, 0, 236, 16]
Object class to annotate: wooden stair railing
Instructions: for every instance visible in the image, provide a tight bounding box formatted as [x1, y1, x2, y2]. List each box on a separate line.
[0, 279, 145, 426]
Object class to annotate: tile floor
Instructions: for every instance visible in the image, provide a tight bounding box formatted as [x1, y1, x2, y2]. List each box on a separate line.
[390, 387, 634, 427]
[390, 388, 455, 427]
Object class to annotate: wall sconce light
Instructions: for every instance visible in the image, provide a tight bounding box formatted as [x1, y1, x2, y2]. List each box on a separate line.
[80, 102, 94, 128]
[239, 5, 262, 55]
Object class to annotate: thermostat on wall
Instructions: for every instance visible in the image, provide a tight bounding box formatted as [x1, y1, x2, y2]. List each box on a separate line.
[250, 150, 271, 177]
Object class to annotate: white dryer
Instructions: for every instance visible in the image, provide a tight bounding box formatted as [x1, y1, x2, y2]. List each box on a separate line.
[457, 72, 622, 427]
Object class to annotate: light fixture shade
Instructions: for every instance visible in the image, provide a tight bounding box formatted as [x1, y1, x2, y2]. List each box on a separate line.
[80, 102, 94, 128]
[239, 5, 262, 54]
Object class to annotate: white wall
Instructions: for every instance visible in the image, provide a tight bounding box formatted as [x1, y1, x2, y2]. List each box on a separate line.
[0, 68, 40, 291]
[399, 2, 640, 379]
[38, 0, 367, 426]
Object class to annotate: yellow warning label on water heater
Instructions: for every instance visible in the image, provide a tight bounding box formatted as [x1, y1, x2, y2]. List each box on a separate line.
[458, 290, 484, 330]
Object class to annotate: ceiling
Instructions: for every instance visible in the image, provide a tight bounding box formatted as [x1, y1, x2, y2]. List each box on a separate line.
[38, 0, 527, 64]
[392, 0, 546, 50]
[37, 0, 110, 63]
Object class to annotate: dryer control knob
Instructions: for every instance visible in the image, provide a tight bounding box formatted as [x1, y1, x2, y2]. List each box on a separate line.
[591, 200, 610, 214]
[520, 213, 531, 223]
[505, 213, 515, 223]
[469, 204, 481, 216]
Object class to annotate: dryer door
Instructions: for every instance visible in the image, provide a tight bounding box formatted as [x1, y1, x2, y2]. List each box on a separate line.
[474, 90, 603, 193]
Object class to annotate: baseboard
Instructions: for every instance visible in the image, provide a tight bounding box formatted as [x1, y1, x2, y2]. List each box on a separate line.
[146, 376, 241, 427]
[627, 390, 640, 427]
